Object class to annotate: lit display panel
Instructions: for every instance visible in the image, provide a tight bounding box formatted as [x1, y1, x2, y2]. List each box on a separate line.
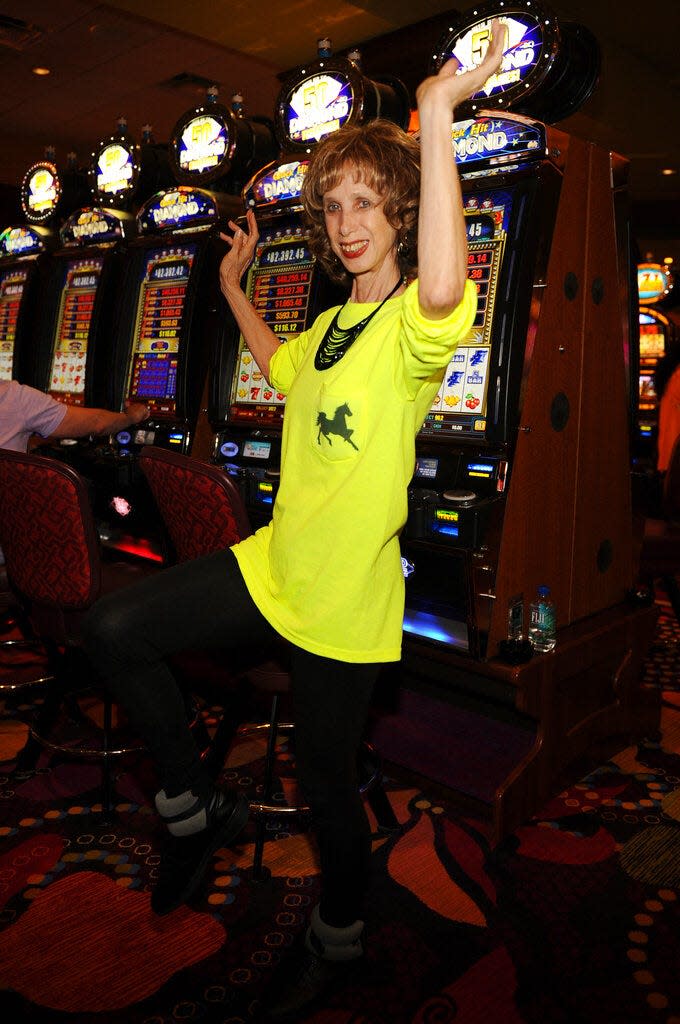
[48, 257, 103, 403]
[283, 72, 353, 146]
[420, 187, 510, 437]
[228, 222, 315, 428]
[639, 373, 656, 412]
[639, 311, 665, 361]
[124, 244, 197, 416]
[0, 267, 28, 381]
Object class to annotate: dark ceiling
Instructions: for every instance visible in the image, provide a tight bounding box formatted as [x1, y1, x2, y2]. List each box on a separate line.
[0, 0, 679, 267]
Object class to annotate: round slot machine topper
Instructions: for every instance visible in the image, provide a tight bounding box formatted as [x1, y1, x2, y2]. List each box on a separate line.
[20, 159, 62, 224]
[638, 262, 674, 306]
[168, 88, 277, 192]
[431, 0, 600, 124]
[274, 50, 410, 153]
[89, 118, 141, 208]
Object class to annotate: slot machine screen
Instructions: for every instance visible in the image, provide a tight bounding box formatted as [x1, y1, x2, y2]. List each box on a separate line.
[124, 243, 197, 416]
[228, 220, 315, 428]
[419, 187, 511, 438]
[639, 312, 665, 360]
[0, 266, 28, 381]
[639, 372, 656, 410]
[48, 256, 104, 404]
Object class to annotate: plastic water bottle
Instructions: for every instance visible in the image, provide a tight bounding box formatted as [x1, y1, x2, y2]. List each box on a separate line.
[528, 585, 556, 653]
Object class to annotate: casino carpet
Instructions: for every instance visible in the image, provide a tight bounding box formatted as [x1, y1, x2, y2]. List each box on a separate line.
[0, 596, 679, 1023]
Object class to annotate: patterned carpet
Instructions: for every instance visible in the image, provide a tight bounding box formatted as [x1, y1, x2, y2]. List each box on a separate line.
[0, 596, 679, 1024]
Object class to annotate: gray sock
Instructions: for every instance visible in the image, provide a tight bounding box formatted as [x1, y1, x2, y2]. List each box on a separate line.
[305, 904, 365, 962]
[155, 788, 208, 836]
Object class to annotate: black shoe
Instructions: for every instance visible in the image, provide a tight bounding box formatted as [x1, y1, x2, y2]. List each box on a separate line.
[151, 790, 249, 915]
[261, 930, 364, 1022]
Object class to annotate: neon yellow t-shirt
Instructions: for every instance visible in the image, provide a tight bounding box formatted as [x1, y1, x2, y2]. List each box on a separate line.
[232, 278, 476, 663]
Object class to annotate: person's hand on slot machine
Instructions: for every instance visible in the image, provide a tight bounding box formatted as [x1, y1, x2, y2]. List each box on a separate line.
[416, 17, 507, 116]
[219, 208, 259, 295]
[125, 401, 149, 425]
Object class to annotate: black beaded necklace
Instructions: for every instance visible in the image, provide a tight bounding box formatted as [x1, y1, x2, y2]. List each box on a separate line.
[315, 277, 403, 371]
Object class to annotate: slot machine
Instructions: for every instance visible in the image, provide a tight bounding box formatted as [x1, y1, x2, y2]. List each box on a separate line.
[25, 207, 134, 424]
[208, 43, 410, 525]
[96, 98, 278, 541]
[636, 262, 676, 459]
[383, 0, 660, 842]
[0, 224, 52, 383]
[17, 132, 150, 467]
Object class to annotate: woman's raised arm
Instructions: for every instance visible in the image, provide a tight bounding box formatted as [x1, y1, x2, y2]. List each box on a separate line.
[415, 19, 507, 320]
[219, 208, 282, 381]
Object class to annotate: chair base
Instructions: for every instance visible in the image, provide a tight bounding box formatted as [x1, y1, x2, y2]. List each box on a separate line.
[15, 678, 144, 821]
[239, 708, 401, 882]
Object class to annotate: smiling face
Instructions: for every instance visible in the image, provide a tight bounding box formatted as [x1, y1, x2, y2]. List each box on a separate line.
[322, 164, 400, 295]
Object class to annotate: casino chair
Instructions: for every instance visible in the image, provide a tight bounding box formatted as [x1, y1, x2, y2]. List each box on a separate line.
[138, 444, 400, 880]
[0, 448, 158, 818]
[638, 434, 680, 628]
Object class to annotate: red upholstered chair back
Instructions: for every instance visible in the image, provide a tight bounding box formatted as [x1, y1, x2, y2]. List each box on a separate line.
[0, 448, 102, 611]
[138, 446, 252, 563]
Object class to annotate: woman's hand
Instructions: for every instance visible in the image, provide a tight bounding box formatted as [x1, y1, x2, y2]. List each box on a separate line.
[219, 208, 259, 295]
[416, 18, 508, 116]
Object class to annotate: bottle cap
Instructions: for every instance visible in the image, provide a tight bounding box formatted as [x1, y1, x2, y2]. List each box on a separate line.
[538, 585, 550, 597]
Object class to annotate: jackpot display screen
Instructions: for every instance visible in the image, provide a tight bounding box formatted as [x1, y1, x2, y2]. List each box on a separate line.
[48, 257, 104, 403]
[124, 244, 197, 416]
[0, 266, 28, 381]
[228, 221, 315, 428]
[420, 187, 511, 437]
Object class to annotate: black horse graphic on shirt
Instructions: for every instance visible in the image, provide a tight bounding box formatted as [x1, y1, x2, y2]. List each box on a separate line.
[316, 402, 359, 450]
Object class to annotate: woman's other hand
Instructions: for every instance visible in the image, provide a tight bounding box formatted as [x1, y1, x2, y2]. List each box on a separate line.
[219, 208, 260, 295]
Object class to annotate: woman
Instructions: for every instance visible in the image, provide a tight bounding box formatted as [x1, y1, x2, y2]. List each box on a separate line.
[82, 20, 506, 1020]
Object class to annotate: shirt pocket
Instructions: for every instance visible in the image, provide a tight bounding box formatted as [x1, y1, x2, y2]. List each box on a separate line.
[311, 384, 366, 463]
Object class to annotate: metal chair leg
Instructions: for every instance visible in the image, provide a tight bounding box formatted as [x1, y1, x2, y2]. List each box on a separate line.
[100, 696, 115, 824]
[359, 741, 401, 833]
[250, 694, 280, 883]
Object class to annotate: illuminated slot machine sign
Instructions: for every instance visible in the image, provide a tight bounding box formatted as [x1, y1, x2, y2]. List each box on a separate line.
[176, 111, 230, 176]
[275, 56, 409, 152]
[47, 257, 104, 404]
[170, 97, 276, 192]
[283, 71, 353, 146]
[430, 1, 599, 125]
[638, 262, 673, 306]
[0, 225, 48, 381]
[21, 161, 62, 225]
[91, 138, 139, 206]
[123, 244, 196, 417]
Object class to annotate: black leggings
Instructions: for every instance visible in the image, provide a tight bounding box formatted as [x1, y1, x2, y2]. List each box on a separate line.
[81, 549, 379, 926]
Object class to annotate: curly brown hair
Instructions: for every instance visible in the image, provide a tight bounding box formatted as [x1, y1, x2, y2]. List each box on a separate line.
[300, 119, 420, 287]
